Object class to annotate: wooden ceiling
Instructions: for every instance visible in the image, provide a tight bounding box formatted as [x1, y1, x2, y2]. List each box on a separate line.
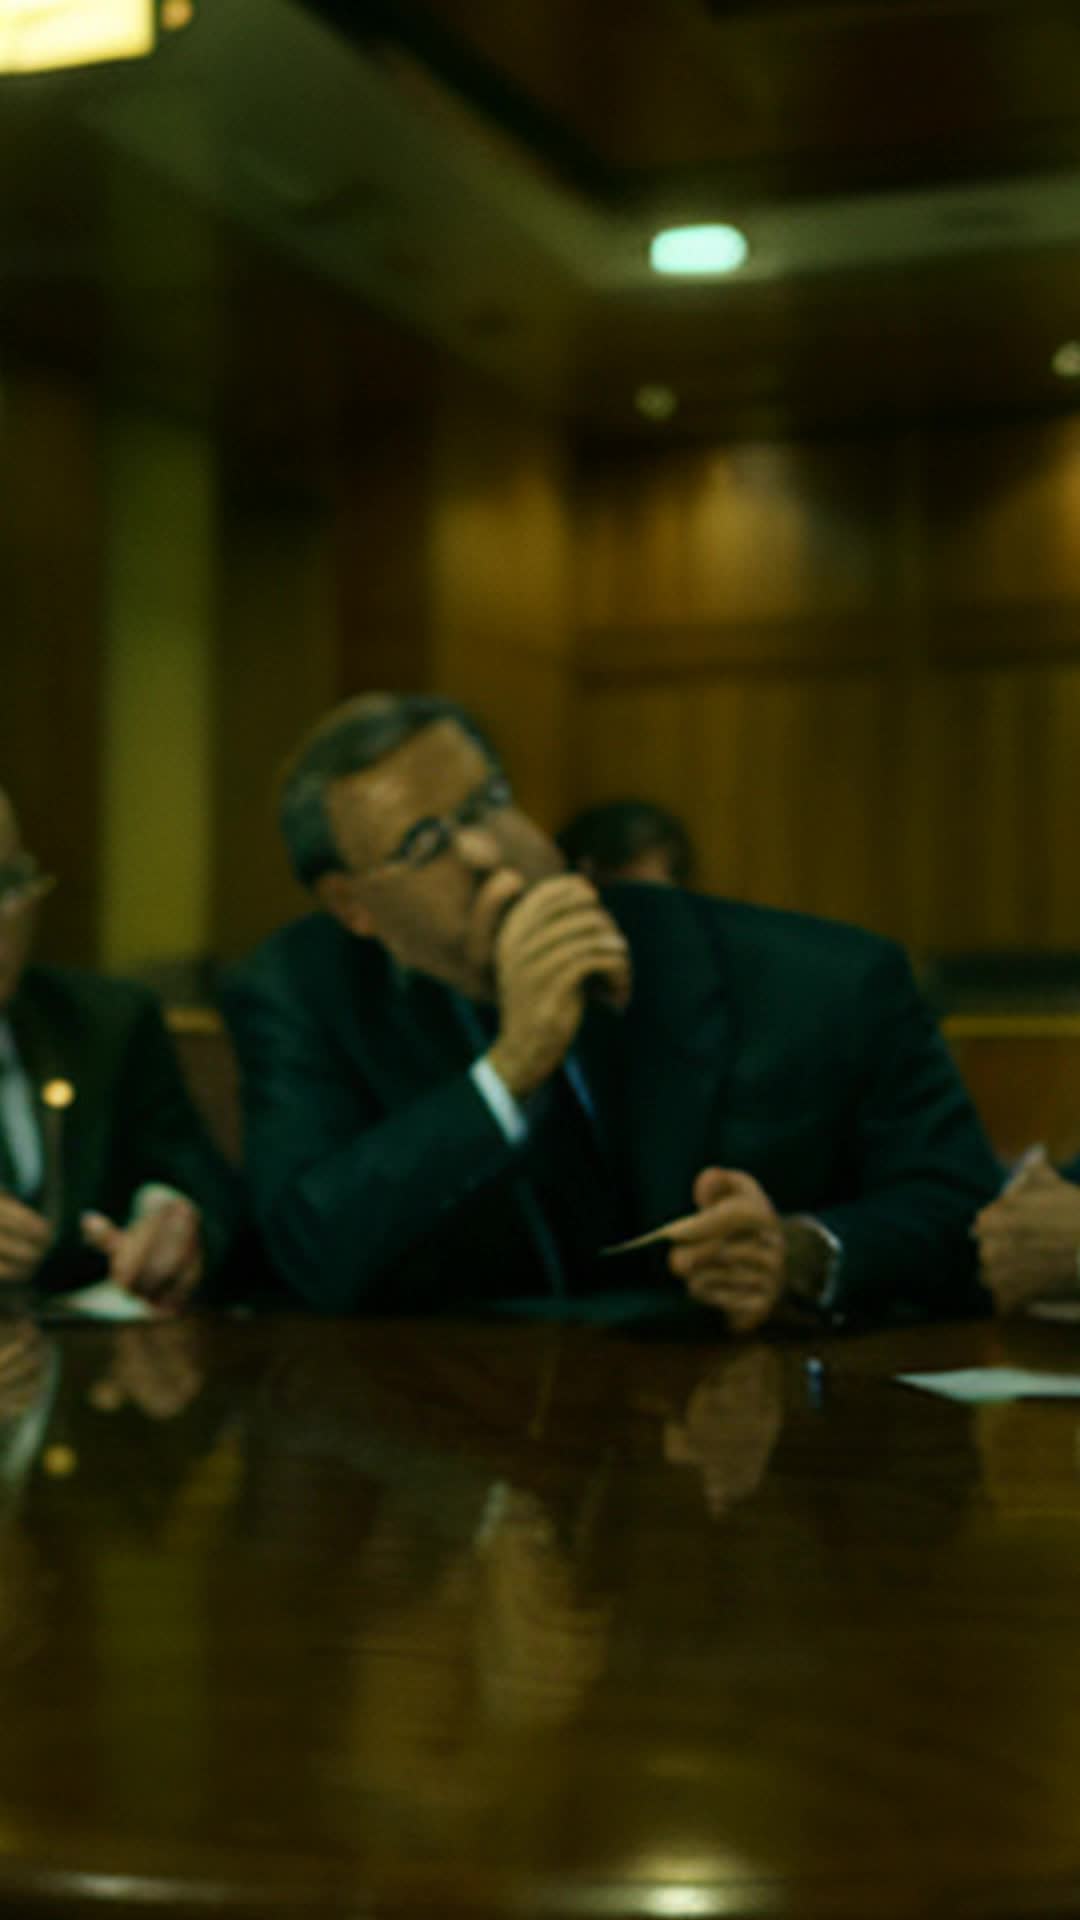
[364, 0, 1080, 198]
[4, 0, 1080, 455]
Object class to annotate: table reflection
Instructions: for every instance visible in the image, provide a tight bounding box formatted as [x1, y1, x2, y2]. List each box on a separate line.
[660, 1346, 784, 1518]
[86, 1320, 206, 1421]
[0, 1315, 1073, 1915]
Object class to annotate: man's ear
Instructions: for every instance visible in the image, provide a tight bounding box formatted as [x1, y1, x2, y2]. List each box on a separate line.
[315, 872, 376, 939]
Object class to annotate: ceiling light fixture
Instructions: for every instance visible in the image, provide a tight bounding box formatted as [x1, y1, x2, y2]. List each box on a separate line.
[0, 0, 188, 75]
[1052, 341, 1080, 380]
[650, 223, 749, 277]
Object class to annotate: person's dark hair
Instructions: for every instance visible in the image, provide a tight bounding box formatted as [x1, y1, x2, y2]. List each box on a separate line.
[279, 693, 498, 886]
[556, 799, 695, 887]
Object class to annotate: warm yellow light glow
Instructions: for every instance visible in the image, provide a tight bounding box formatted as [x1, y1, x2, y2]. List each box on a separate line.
[43, 1444, 77, 1478]
[0, 0, 155, 74]
[650, 224, 749, 277]
[1053, 341, 1080, 381]
[41, 1077, 76, 1111]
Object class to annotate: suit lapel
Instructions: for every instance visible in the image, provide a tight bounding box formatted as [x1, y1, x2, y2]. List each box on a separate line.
[579, 892, 735, 1234]
[332, 942, 475, 1110]
[8, 982, 73, 1231]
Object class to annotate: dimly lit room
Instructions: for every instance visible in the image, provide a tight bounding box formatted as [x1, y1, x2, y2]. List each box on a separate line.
[2, 3, 1080, 1914]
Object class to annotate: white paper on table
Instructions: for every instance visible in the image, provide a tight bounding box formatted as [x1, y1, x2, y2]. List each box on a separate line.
[897, 1366, 1080, 1404]
[1026, 1300, 1080, 1324]
[49, 1282, 157, 1323]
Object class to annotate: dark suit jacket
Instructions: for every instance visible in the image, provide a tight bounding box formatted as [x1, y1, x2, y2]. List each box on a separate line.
[8, 966, 240, 1294]
[224, 887, 1000, 1323]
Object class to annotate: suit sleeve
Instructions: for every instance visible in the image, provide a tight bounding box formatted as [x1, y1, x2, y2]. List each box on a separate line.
[813, 943, 1001, 1322]
[110, 997, 242, 1285]
[223, 967, 522, 1312]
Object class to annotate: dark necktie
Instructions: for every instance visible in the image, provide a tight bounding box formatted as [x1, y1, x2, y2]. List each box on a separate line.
[522, 1067, 621, 1293]
[453, 993, 621, 1296]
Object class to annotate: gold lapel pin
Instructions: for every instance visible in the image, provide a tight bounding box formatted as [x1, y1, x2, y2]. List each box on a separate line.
[41, 1078, 76, 1111]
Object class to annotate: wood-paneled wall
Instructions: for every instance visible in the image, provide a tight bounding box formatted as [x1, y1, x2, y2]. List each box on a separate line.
[428, 386, 576, 831]
[211, 475, 338, 963]
[13, 347, 1080, 974]
[572, 420, 1080, 952]
[0, 370, 104, 965]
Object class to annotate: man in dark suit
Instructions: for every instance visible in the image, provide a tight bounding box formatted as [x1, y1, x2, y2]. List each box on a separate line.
[0, 789, 237, 1306]
[224, 693, 999, 1328]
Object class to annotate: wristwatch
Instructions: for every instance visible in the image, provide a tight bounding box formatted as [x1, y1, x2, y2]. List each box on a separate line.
[785, 1215, 845, 1320]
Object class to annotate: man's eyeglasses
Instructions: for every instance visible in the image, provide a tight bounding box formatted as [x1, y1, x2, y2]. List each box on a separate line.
[0, 854, 55, 924]
[365, 774, 514, 875]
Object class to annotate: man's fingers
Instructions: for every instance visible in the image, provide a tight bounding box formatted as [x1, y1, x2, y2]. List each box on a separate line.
[0, 1223, 51, 1262]
[532, 940, 632, 1003]
[501, 921, 631, 999]
[81, 1212, 124, 1258]
[499, 874, 602, 939]
[0, 1215, 53, 1279]
[670, 1233, 780, 1277]
[504, 901, 626, 961]
[667, 1201, 778, 1249]
[468, 869, 529, 968]
[687, 1276, 775, 1308]
[101, 1206, 202, 1302]
[693, 1167, 763, 1212]
[524, 925, 631, 981]
[102, 1219, 154, 1294]
[0, 1196, 51, 1249]
[143, 1206, 195, 1280]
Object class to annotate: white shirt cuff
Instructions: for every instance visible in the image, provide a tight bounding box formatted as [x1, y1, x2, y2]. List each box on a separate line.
[469, 1056, 529, 1146]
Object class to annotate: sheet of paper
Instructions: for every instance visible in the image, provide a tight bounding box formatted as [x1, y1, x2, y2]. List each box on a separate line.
[898, 1366, 1080, 1404]
[1026, 1300, 1080, 1324]
[48, 1282, 156, 1323]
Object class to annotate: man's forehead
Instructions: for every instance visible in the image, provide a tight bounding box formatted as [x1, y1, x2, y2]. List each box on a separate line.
[328, 721, 490, 855]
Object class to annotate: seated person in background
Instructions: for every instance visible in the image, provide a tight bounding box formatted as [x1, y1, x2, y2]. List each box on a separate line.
[974, 1144, 1080, 1315]
[224, 692, 999, 1328]
[557, 798, 695, 888]
[0, 789, 238, 1308]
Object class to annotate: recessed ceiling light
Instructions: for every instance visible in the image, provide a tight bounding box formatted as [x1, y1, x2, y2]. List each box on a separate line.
[0, 0, 156, 72]
[1053, 341, 1080, 380]
[635, 384, 679, 422]
[649, 224, 749, 277]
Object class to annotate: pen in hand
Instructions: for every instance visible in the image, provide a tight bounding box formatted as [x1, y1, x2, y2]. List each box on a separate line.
[1001, 1142, 1048, 1195]
[601, 1219, 682, 1258]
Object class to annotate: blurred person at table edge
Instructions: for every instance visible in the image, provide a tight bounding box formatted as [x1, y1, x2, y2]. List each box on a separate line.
[0, 787, 237, 1308]
[224, 693, 1000, 1330]
[974, 1140, 1080, 1315]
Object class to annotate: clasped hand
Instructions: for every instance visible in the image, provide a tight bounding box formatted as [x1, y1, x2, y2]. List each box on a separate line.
[0, 1187, 202, 1310]
[665, 1168, 788, 1333]
[81, 1196, 204, 1312]
[485, 874, 632, 1099]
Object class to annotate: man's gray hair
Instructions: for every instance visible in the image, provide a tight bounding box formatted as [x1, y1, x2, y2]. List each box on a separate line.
[279, 692, 497, 886]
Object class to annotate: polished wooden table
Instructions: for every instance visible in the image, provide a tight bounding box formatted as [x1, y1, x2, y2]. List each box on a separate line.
[1, 1309, 1080, 1917]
